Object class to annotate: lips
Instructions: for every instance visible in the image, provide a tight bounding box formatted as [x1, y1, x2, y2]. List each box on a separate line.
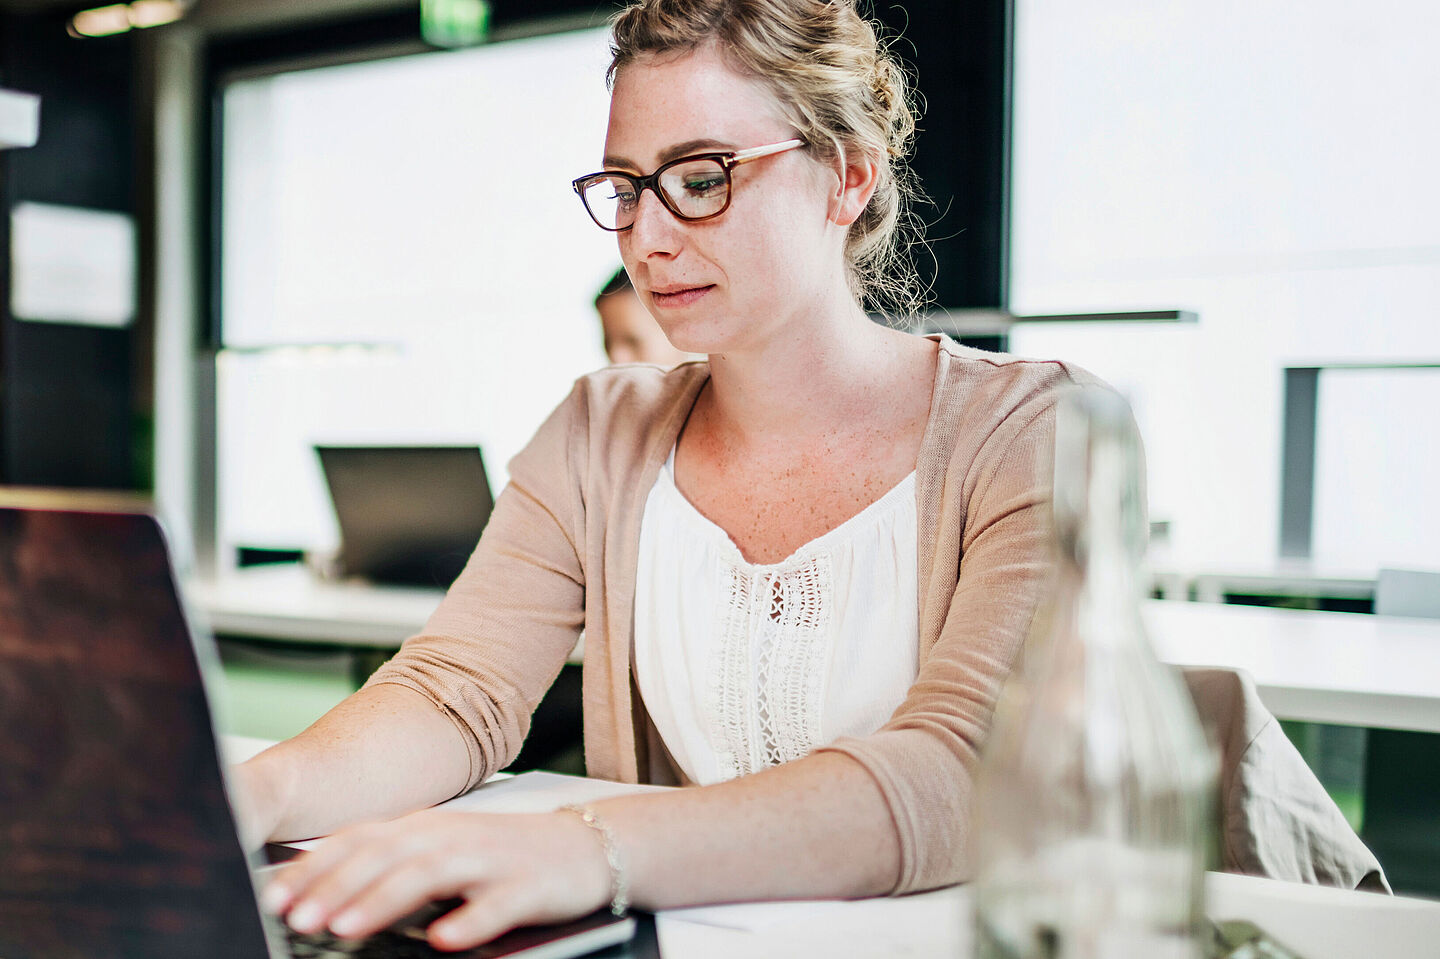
[648, 284, 715, 308]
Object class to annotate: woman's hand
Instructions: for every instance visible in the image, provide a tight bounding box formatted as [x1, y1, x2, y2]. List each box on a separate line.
[260, 808, 614, 950]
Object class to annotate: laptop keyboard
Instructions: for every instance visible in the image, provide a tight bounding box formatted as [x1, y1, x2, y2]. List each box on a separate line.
[282, 901, 464, 959]
[286, 922, 441, 959]
[278, 901, 638, 959]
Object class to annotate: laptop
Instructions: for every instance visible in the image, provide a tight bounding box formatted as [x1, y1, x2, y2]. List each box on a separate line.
[0, 492, 639, 959]
[315, 446, 496, 588]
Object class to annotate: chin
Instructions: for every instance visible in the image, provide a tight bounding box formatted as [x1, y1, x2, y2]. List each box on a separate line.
[655, 320, 717, 357]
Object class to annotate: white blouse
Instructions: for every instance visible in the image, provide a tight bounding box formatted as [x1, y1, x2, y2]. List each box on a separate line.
[633, 452, 920, 786]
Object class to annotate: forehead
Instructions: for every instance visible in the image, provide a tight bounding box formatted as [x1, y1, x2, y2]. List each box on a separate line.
[604, 45, 791, 169]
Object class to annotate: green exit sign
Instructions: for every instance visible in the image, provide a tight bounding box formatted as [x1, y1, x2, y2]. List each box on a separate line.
[421, 0, 490, 48]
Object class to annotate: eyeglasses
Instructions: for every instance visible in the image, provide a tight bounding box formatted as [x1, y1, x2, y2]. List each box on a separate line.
[571, 138, 805, 232]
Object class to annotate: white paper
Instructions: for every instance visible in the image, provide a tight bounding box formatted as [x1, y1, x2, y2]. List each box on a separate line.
[658, 888, 968, 958]
[274, 770, 671, 852]
[10, 201, 136, 327]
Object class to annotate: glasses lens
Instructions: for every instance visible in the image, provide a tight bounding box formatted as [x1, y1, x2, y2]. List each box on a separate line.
[581, 175, 637, 231]
[658, 158, 729, 221]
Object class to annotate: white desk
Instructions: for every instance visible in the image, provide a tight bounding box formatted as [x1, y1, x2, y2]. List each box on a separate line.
[193, 567, 1440, 732]
[656, 876, 1440, 959]
[221, 738, 1440, 959]
[1145, 599, 1440, 734]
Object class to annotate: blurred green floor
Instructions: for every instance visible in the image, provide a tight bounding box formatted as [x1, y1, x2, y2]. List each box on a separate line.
[1282, 720, 1365, 832]
[213, 639, 359, 742]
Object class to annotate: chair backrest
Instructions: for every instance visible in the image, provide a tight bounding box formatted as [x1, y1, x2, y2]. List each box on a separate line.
[1375, 568, 1440, 619]
[1180, 666, 1390, 893]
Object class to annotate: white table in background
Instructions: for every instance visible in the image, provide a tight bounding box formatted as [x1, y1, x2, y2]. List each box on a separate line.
[1145, 598, 1440, 733]
[193, 567, 1440, 733]
[187, 564, 583, 663]
[188, 564, 445, 647]
[1150, 560, 1376, 604]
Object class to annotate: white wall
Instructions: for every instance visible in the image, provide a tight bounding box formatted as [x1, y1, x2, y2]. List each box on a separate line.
[1008, 0, 1440, 571]
[217, 27, 618, 556]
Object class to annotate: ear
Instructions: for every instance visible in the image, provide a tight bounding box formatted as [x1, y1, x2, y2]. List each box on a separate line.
[827, 145, 881, 228]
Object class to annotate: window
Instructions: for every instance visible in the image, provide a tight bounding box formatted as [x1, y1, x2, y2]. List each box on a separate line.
[217, 26, 617, 558]
[1008, 0, 1440, 568]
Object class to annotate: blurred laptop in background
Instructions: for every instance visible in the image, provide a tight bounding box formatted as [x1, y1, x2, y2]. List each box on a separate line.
[315, 446, 494, 589]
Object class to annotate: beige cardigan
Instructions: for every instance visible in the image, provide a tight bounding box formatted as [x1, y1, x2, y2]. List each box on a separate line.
[366, 335, 1101, 893]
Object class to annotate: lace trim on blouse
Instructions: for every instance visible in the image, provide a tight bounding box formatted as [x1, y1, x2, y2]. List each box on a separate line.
[712, 554, 834, 775]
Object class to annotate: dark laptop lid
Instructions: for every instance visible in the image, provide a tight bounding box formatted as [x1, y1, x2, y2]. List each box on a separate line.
[0, 493, 644, 959]
[0, 494, 275, 959]
[315, 446, 494, 588]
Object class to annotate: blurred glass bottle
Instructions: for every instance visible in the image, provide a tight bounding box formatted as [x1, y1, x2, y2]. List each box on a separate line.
[971, 387, 1214, 959]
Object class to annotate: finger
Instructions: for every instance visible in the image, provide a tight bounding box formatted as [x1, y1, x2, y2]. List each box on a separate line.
[261, 835, 362, 915]
[281, 830, 428, 933]
[425, 887, 537, 952]
[327, 853, 471, 939]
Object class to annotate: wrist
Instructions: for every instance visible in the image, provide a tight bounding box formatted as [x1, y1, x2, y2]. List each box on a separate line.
[232, 750, 293, 847]
[559, 804, 630, 916]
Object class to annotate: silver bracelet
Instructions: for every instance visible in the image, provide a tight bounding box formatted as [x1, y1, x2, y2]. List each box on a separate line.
[562, 804, 630, 916]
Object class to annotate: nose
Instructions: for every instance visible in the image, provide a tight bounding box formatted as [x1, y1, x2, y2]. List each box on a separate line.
[624, 187, 681, 261]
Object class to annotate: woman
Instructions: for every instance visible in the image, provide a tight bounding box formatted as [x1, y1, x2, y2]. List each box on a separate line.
[239, 0, 1104, 949]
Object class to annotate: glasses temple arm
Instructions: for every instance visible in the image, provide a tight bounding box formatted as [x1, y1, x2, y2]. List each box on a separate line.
[726, 138, 806, 167]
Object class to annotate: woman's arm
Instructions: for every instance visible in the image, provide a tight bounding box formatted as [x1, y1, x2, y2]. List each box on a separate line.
[260, 750, 898, 950]
[597, 750, 901, 903]
[231, 684, 471, 848]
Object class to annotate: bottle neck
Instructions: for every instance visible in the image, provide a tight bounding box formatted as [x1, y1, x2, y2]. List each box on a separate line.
[1051, 392, 1149, 648]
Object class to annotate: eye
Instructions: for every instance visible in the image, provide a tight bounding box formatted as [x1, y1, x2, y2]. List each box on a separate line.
[603, 177, 638, 208]
[682, 173, 726, 197]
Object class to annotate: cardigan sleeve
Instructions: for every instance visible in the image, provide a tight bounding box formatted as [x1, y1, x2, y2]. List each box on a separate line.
[361, 380, 591, 794]
[815, 381, 1067, 894]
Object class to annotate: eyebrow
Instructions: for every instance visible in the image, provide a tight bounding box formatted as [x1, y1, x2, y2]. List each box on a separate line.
[602, 138, 735, 172]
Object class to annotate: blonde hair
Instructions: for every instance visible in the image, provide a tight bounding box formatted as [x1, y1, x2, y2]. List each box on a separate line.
[608, 0, 928, 320]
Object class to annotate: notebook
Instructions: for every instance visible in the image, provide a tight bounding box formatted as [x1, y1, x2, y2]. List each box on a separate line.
[315, 446, 495, 588]
[0, 492, 638, 959]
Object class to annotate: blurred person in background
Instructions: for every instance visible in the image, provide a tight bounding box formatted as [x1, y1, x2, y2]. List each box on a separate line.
[595, 266, 692, 366]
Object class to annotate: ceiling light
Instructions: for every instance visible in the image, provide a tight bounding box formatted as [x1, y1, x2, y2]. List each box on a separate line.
[68, 4, 131, 37]
[129, 0, 186, 28]
[68, 0, 189, 38]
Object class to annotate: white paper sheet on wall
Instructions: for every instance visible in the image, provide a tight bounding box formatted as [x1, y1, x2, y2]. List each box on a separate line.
[0, 87, 40, 150]
[9, 201, 136, 328]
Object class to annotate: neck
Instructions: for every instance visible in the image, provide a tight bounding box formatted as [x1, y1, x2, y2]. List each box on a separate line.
[699, 300, 924, 449]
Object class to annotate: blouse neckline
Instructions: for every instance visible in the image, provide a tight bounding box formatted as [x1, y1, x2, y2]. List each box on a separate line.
[655, 450, 917, 572]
